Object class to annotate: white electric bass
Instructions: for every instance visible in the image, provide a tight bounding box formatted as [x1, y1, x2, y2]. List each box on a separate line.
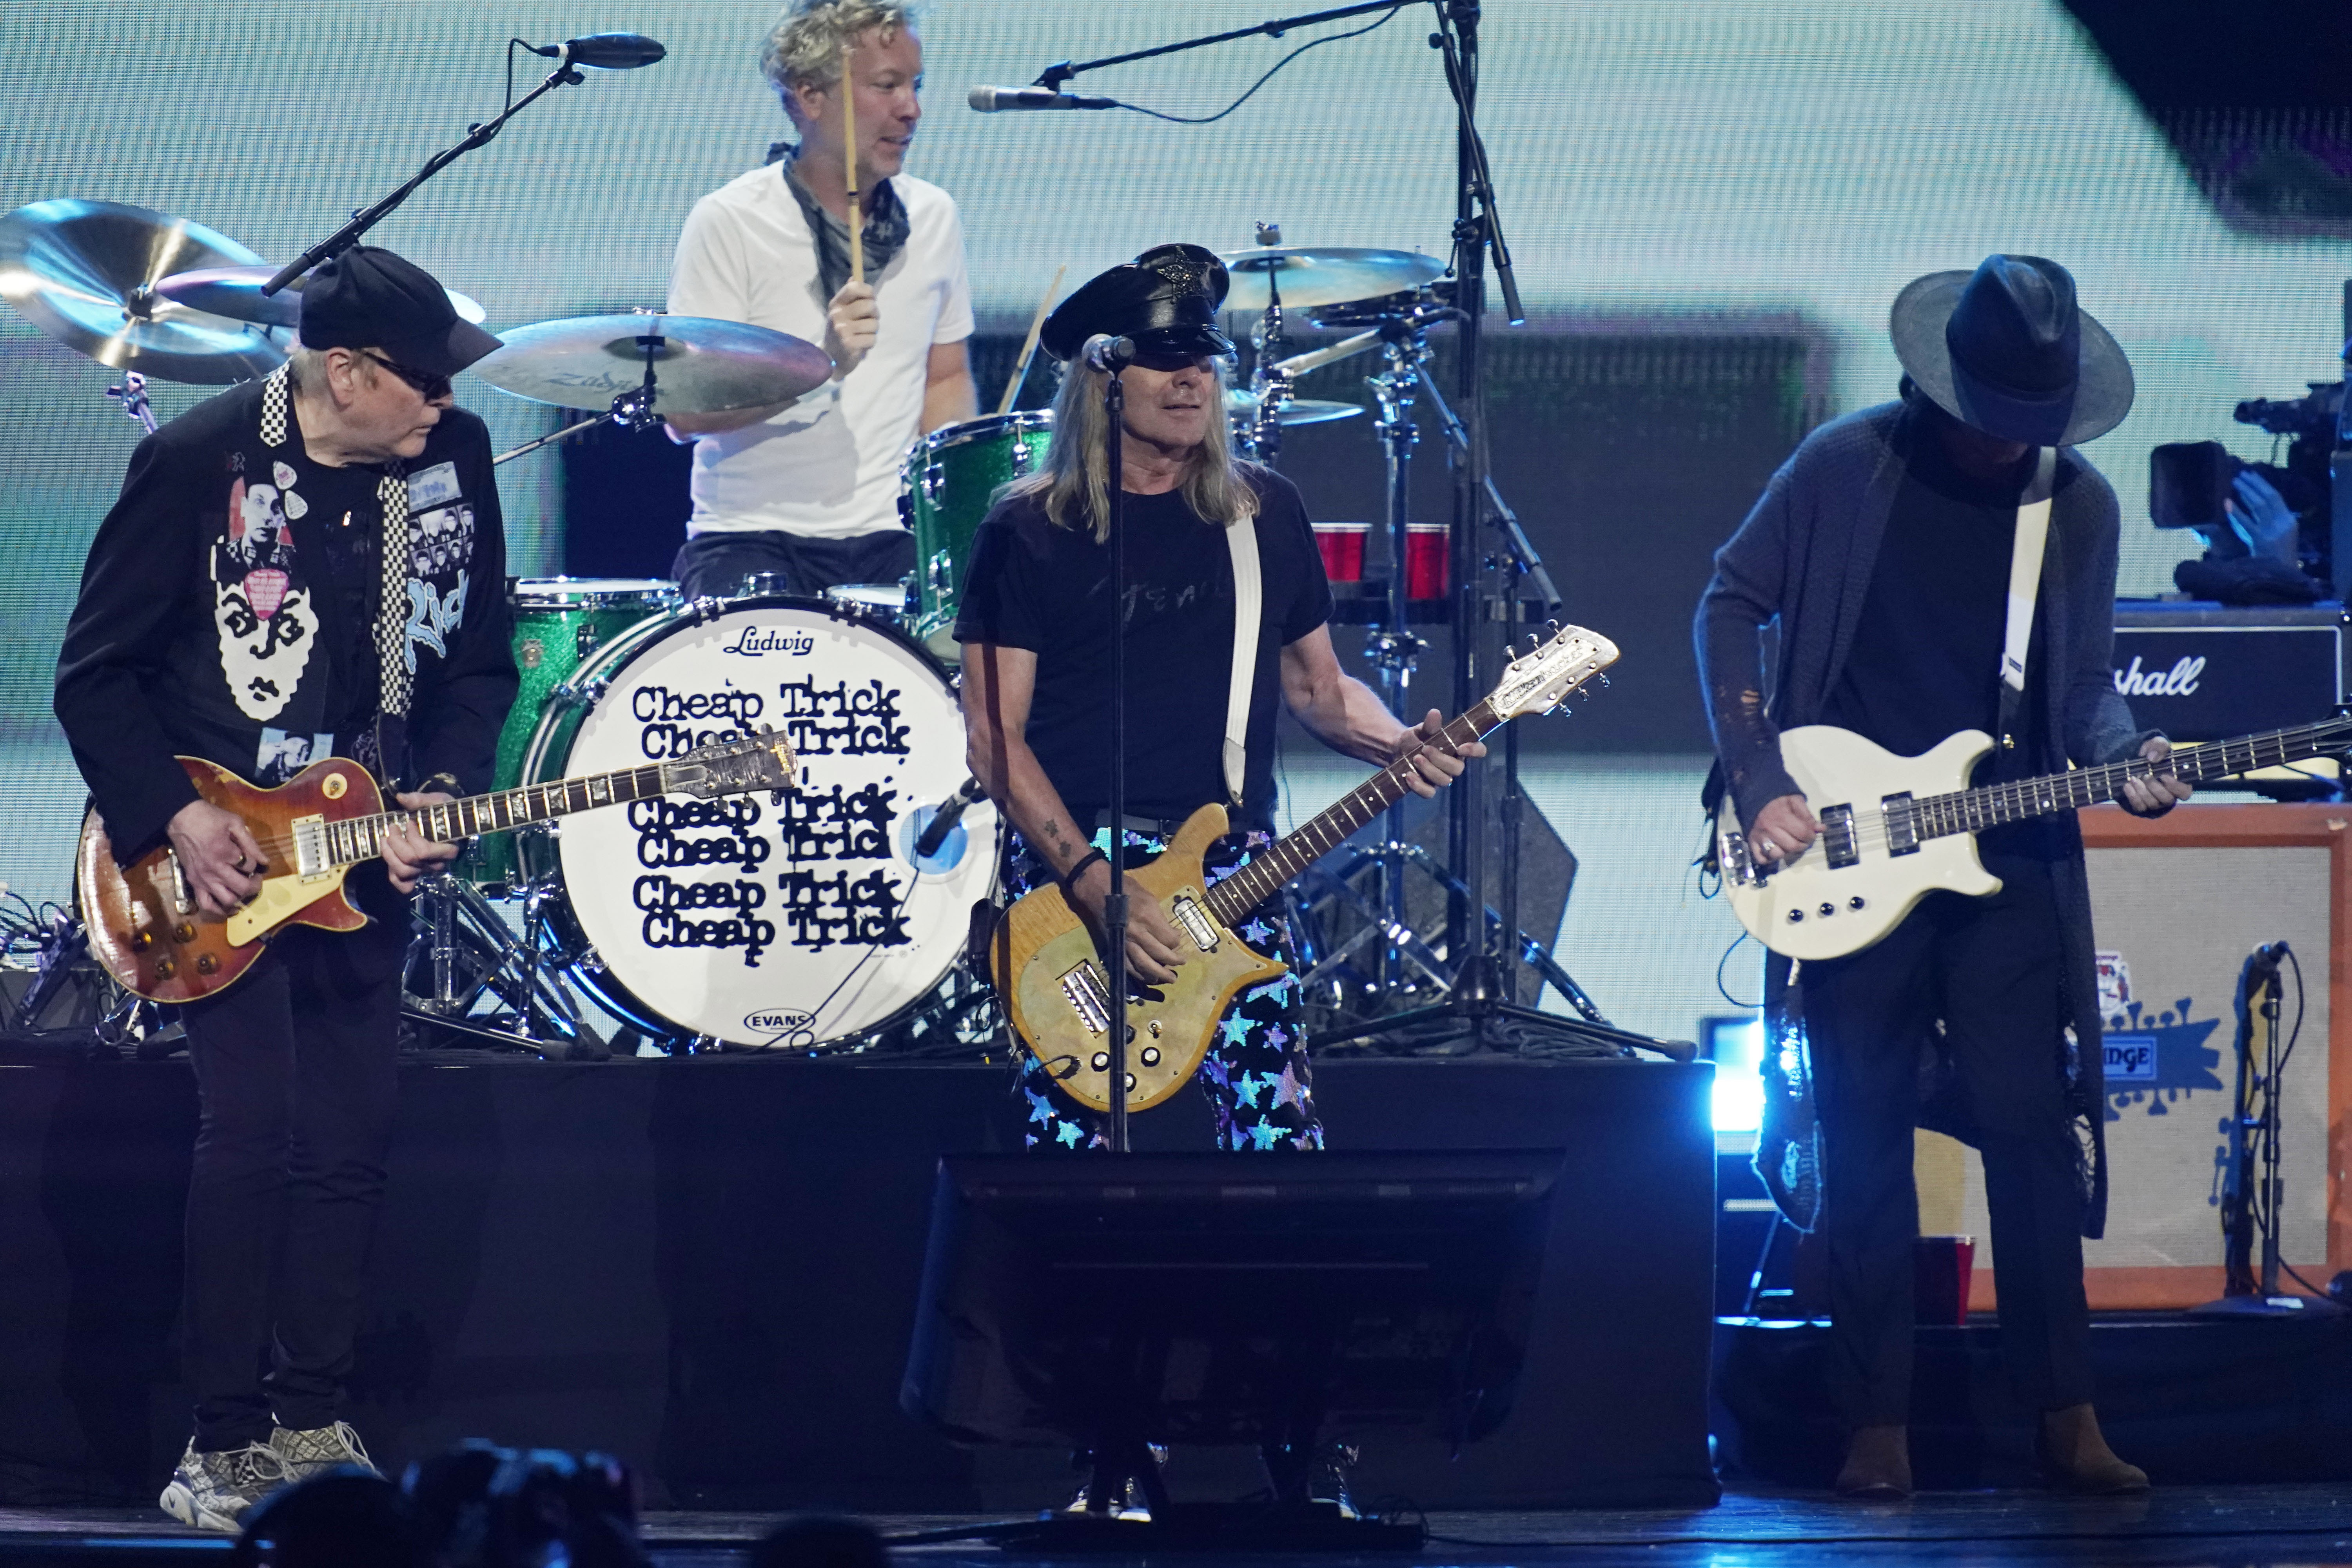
[1717, 717, 2352, 961]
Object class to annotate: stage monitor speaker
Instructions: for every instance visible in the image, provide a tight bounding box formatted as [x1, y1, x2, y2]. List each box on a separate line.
[1954, 803, 2349, 1311]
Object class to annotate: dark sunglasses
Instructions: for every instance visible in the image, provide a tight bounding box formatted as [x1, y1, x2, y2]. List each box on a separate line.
[360, 351, 453, 401]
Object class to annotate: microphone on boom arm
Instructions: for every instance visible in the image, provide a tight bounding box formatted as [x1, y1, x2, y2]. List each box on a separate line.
[967, 84, 1118, 112]
[915, 777, 987, 858]
[1081, 334, 1136, 373]
[525, 32, 668, 70]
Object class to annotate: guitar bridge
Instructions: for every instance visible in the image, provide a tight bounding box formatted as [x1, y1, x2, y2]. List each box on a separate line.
[1059, 960, 1112, 1036]
[1169, 895, 1219, 952]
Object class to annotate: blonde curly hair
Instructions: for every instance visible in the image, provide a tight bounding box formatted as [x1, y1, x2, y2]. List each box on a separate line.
[761, 0, 919, 115]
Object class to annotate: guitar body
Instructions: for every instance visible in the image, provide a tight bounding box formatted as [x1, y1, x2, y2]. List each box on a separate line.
[80, 757, 383, 1004]
[992, 804, 1286, 1114]
[1719, 725, 2001, 963]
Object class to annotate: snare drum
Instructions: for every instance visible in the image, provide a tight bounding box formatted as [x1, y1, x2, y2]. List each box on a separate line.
[515, 596, 1000, 1051]
[900, 411, 1053, 660]
[463, 577, 679, 890]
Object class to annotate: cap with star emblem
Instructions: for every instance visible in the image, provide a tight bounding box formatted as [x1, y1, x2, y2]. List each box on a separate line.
[1040, 243, 1235, 367]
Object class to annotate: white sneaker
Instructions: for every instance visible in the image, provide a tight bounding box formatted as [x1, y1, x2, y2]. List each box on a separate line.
[159, 1439, 286, 1532]
[269, 1420, 381, 1483]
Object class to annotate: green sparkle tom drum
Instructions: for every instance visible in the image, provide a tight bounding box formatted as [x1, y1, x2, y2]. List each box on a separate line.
[899, 411, 1053, 660]
[461, 577, 679, 891]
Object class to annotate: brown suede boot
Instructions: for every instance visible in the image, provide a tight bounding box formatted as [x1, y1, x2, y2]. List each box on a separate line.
[1834, 1424, 1912, 1499]
[2038, 1403, 2149, 1493]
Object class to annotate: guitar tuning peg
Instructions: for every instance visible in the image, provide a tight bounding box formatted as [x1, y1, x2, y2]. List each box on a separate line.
[1597, 673, 1610, 688]
[1546, 618, 1560, 635]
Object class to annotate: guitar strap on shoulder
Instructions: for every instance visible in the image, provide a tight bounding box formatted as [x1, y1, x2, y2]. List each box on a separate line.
[1996, 446, 2059, 756]
[1222, 515, 1263, 806]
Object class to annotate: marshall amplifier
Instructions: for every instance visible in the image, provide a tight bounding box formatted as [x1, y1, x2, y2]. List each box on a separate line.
[2109, 601, 2350, 740]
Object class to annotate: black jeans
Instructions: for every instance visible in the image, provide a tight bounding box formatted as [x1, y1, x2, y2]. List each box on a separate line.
[1801, 854, 2093, 1428]
[671, 529, 916, 603]
[180, 866, 408, 1450]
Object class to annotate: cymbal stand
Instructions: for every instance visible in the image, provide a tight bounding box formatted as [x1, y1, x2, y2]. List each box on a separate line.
[1361, 322, 1432, 991]
[1244, 265, 1295, 461]
[106, 371, 158, 435]
[402, 865, 599, 1057]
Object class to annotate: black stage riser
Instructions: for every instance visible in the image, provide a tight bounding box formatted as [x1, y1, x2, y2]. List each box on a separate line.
[0, 1055, 1718, 1512]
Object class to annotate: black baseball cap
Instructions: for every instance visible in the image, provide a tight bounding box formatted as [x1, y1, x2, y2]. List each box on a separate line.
[298, 245, 501, 377]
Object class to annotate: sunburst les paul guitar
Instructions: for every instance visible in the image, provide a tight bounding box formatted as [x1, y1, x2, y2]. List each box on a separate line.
[80, 733, 799, 1004]
[991, 623, 1622, 1114]
[1717, 716, 2352, 962]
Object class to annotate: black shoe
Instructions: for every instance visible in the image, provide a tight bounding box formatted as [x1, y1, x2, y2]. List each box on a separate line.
[1307, 1442, 1361, 1519]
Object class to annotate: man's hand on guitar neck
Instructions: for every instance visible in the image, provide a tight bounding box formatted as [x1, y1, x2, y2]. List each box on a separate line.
[1065, 858, 1189, 987]
[1747, 795, 1821, 864]
[168, 799, 268, 919]
[381, 791, 461, 894]
[2119, 737, 2192, 817]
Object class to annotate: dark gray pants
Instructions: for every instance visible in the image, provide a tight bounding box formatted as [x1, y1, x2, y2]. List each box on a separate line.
[672, 528, 916, 603]
[1801, 855, 2094, 1427]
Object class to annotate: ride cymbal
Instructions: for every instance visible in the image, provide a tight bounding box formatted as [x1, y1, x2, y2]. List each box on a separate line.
[1218, 247, 1446, 311]
[1225, 389, 1364, 427]
[0, 198, 285, 383]
[472, 313, 832, 411]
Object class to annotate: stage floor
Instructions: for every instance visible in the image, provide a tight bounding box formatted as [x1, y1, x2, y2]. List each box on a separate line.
[3, 1485, 2350, 1566]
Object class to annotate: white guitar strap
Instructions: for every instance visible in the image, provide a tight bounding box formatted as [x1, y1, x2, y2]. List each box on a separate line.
[1996, 447, 2058, 751]
[1222, 516, 1262, 805]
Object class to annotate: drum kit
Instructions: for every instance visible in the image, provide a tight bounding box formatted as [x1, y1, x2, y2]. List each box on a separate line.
[2, 192, 1488, 1058]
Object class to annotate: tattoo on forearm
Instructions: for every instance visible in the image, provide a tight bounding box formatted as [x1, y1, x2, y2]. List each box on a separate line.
[1042, 817, 1075, 864]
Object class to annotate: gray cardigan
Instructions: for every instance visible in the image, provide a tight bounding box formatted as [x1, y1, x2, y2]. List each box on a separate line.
[1693, 398, 2152, 1239]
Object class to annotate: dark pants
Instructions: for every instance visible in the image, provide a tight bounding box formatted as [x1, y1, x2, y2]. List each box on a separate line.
[672, 528, 916, 603]
[1801, 855, 2093, 1427]
[180, 866, 408, 1450]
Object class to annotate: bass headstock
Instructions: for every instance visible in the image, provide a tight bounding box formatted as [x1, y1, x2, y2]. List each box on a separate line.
[664, 728, 799, 799]
[1488, 622, 1621, 720]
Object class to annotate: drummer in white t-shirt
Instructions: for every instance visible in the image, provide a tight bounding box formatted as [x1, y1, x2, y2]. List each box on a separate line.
[665, 0, 978, 602]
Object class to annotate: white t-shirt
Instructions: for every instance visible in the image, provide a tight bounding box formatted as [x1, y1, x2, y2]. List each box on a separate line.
[667, 165, 974, 540]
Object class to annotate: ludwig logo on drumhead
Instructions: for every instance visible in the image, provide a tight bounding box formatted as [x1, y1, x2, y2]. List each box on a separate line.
[722, 626, 816, 657]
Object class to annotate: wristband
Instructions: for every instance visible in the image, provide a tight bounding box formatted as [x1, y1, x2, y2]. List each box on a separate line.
[1058, 848, 1108, 894]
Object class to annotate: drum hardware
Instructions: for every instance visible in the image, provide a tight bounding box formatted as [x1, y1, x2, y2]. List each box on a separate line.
[107, 371, 158, 436]
[403, 867, 603, 1059]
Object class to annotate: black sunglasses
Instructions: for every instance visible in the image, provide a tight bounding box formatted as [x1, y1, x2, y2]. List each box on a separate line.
[359, 351, 453, 401]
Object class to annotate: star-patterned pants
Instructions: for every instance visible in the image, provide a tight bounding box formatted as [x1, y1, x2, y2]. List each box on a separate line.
[1007, 826, 1325, 1152]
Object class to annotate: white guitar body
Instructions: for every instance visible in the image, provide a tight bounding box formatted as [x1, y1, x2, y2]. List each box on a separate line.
[1717, 725, 2002, 962]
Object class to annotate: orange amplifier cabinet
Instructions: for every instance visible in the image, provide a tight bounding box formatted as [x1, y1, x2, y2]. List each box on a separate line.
[1961, 802, 2350, 1311]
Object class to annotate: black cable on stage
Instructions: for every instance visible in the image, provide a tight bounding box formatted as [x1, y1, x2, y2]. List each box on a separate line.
[1095, 4, 1410, 125]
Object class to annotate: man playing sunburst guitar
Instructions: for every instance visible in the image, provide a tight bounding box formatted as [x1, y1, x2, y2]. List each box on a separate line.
[1696, 256, 2189, 1500]
[54, 248, 515, 1532]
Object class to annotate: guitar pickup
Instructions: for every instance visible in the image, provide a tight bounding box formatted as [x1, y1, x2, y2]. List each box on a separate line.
[1881, 793, 1920, 856]
[291, 815, 333, 880]
[1819, 804, 1858, 869]
[1720, 829, 1766, 887]
[1169, 895, 1219, 953]
[1060, 960, 1112, 1036]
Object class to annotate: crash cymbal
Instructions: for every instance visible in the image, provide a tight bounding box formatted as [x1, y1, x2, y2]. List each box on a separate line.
[1218, 247, 1446, 311]
[472, 313, 832, 411]
[0, 198, 286, 383]
[153, 265, 487, 331]
[1225, 389, 1364, 427]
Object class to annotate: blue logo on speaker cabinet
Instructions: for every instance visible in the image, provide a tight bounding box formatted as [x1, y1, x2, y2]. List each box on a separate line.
[2100, 1000, 2224, 1118]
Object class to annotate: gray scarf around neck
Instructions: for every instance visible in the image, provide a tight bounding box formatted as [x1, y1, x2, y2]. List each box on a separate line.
[772, 147, 910, 303]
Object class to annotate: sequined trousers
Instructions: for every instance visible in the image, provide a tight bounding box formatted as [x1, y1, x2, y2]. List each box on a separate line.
[1008, 827, 1325, 1152]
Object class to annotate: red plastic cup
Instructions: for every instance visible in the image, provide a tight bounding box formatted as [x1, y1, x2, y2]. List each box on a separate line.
[1406, 523, 1449, 599]
[1313, 522, 1368, 584]
[1913, 1235, 1976, 1325]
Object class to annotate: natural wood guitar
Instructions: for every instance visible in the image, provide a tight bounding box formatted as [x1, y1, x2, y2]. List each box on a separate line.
[79, 732, 798, 1004]
[990, 623, 1621, 1113]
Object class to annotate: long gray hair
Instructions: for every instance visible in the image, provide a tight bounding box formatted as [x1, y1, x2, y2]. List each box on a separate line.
[1010, 359, 1261, 543]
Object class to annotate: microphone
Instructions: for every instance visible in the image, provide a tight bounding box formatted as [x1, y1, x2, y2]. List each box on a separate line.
[915, 777, 987, 858]
[1082, 334, 1135, 373]
[967, 84, 1117, 112]
[527, 32, 668, 69]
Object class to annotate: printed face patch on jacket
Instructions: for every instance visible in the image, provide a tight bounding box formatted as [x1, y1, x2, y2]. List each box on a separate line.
[214, 475, 318, 720]
[412, 503, 475, 578]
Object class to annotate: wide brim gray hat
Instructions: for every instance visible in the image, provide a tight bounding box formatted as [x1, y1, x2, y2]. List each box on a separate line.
[1890, 255, 2133, 446]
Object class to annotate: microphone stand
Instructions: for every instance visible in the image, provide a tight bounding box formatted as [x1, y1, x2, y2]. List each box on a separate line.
[263, 51, 594, 294]
[1029, 0, 1409, 90]
[1103, 367, 1132, 1152]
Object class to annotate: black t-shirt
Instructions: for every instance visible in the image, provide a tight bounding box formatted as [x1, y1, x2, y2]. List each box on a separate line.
[953, 469, 1332, 830]
[1821, 425, 2057, 859]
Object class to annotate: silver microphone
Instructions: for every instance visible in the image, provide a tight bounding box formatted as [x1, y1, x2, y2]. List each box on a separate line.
[1082, 334, 1136, 372]
[967, 84, 1117, 112]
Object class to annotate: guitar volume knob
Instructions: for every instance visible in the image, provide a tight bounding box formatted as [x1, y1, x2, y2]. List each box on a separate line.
[1785, 909, 1804, 923]
[1818, 903, 1834, 918]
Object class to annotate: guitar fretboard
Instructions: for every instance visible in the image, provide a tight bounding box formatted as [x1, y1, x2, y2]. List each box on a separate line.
[1206, 701, 1501, 924]
[1908, 718, 2352, 841]
[323, 764, 671, 868]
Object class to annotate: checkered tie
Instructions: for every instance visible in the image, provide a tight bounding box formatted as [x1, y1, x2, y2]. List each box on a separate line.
[374, 464, 412, 718]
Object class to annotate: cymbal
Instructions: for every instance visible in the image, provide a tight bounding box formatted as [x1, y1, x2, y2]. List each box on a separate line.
[152, 265, 487, 331]
[1225, 389, 1364, 427]
[0, 198, 287, 383]
[472, 313, 833, 412]
[1219, 247, 1446, 311]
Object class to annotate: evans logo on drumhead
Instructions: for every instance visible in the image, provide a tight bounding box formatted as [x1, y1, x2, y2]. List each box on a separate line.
[746, 1009, 817, 1041]
[722, 626, 816, 657]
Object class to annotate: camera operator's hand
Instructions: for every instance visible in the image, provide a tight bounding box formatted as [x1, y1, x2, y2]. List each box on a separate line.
[2227, 470, 2299, 567]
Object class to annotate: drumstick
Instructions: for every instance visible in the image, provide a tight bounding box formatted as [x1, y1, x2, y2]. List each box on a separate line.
[841, 43, 864, 287]
[995, 264, 1067, 415]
